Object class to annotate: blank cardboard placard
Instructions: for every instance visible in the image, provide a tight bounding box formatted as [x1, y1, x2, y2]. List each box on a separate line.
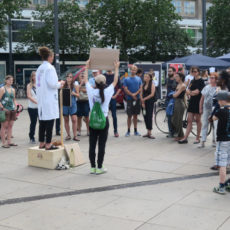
[64, 143, 85, 167]
[62, 88, 71, 107]
[89, 48, 120, 70]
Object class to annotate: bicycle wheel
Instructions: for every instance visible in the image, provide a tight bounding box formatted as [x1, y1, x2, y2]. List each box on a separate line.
[155, 108, 169, 134]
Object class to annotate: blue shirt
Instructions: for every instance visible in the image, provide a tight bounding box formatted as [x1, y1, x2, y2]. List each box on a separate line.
[123, 76, 142, 100]
[89, 78, 95, 88]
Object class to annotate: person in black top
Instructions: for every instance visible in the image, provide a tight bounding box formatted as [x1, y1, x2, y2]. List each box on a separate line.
[166, 67, 177, 137]
[104, 70, 121, 137]
[140, 73, 156, 139]
[171, 72, 186, 141]
[179, 66, 205, 144]
[212, 91, 230, 194]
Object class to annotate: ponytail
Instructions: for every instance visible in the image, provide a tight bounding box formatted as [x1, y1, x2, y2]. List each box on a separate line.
[96, 83, 105, 103]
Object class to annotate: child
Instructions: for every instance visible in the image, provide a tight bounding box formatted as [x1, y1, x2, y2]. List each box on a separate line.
[213, 91, 230, 194]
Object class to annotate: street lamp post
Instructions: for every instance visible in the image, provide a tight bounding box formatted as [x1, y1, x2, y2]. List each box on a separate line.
[54, 0, 60, 77]
[202, 0, 207, 55]
[8, 16, 13, 75]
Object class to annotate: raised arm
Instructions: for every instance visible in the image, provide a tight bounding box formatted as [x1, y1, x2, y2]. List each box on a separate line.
[112, 61, 120, 87]
[84, 60, 90, 84]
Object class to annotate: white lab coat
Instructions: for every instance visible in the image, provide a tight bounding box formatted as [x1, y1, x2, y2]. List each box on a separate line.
[36, 61, 61, 120]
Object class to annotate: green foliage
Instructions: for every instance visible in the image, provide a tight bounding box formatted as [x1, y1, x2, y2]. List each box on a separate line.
[16, 0, 97, 56]
[207, 0, 230, 56]
[87, 0, 192, 61]
[0, 0, 30, 48]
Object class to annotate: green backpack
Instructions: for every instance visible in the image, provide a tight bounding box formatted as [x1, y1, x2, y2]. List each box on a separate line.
[89, 102, 106, 130]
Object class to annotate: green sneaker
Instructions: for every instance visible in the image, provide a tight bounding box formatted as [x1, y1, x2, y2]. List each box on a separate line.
[213, 186, 226, 195]
[96, 167, 107, 175]
[90, 167, 96, 174]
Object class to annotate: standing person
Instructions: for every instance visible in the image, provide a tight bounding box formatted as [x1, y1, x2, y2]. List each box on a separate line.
[212, 91, 230, 194]
[136, 68, 143, 81]
[36, 47, 64, 150]
[104, 70, 121, 137]
[0, 75, 17, 148]
[166, 67, 177, 137]
[141, 73, 156, 139]
[123, 65, 142, 137]
[89, 70, 98, 88]
[185, 68, 194, 88]
[199, 72, 218, 148]
[84, 60, 120, 175]
[179, 66, 205, 144]
[77, 72, 90, 136]
[27, 71, 38, 144]
[63, 73, 79, 141]
[171, 73, 186, 141]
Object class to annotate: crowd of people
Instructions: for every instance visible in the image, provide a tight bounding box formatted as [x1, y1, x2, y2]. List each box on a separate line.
[0, 46, 230, 193]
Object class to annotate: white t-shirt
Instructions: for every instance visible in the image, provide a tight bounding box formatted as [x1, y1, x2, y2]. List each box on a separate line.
[74, 81, 79, 101]
[185, 74, 194, 88]
[86, 82, 114, 117]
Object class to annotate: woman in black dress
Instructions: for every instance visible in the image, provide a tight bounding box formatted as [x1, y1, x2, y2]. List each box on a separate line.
[179, 66, 205, 144]
[140, 73, 156, 139]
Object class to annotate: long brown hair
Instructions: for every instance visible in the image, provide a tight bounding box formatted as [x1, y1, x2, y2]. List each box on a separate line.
[142, 73, 153, 93]
[63, 73, 74, 90]
[29, 71, 36, 87]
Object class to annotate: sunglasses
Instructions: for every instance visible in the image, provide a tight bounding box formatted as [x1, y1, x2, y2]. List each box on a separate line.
[210, 77, 216, 80]
[192, 71, 198, 73]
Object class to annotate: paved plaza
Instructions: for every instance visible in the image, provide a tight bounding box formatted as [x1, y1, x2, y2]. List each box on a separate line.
[0, 99, 230, 230]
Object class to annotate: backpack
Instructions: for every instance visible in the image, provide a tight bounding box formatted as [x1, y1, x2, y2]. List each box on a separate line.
[89, 102, 106, 130]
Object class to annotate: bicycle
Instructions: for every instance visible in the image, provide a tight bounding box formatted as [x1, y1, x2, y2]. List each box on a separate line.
[154, 99, 212, 137]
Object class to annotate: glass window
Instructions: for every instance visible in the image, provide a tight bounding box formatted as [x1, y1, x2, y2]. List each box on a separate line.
[184, 1, 195, 16]
[12, 20, 31, 30]
[33, 0, 39, 4]
[172, 0, 182, 14]
[33, 0, 46, 4]
[40, 0, 47, 5]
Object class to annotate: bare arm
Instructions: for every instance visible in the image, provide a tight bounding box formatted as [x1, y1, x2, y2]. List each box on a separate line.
[173, 85, 186, 98]
[112, 61, 120, 88]
[27, 84, 37, 104]
[0, 87, 5, 109]
[213, 115, 218, 121]
[13, 88, 17, 109]
[84, 60, 90, 84]
[199, 95, 204, 114]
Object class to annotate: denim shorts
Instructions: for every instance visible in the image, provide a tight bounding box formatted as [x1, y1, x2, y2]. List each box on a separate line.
[63, 104, 77, 116]
[215, 141, 230, 167]
[77, 101, 90, 117]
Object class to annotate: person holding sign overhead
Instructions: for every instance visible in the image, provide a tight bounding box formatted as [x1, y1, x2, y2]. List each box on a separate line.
[36, 47, 65, 150]
[84, 59, 120, 175]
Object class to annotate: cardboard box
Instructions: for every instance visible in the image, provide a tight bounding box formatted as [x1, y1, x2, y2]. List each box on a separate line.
[28, 146, 65, 169]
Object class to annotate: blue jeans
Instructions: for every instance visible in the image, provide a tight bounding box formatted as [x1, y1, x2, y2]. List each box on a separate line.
[28, 108, 38, 140]
[110, 98, 118, 133]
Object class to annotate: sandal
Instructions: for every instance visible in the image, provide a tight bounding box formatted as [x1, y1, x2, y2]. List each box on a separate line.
[9, 143, 17, 146]
[45, 145, 58, 151]
[178, 139, 188, 144]
[143, 134, 149, 138]
[39, 145, 45, 149]
[73, 136, 80, 142]
[2, 145, 10, 148]
[193, 140, 200, 144]
[148, 135, 156, 139]
[65, 135, 71, 141]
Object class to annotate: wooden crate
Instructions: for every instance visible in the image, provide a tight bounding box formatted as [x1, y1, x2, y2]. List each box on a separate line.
[28, 146, 65, 169]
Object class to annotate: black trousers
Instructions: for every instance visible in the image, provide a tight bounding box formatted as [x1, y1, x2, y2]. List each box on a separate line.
[28, 108, 38, 140]
[143, 100, 154, 131]
[39, 119, 54, 144]
[89, 118, 109, 168]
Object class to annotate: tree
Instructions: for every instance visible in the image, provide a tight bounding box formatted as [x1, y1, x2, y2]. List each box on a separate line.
[0, 0, 30, 48]
[87, 0, 192, 62]
[16, 0, 97, 61]
[207, 0, 230, 56]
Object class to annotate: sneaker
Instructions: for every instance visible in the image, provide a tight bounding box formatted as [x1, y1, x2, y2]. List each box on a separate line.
[77, 132, 81, 136]
[30, 139, 36, 144]
[96, 167, 107, 175]
[213, 185, 226, 195]
[114, 132, 119, 138]
[198, 142, 205, 148]
[134, 131, 141, 136]
[90, 167, 96, 174]
[125, 132, 130, 137]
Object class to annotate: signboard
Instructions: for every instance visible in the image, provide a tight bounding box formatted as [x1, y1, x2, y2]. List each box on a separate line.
[167, 63, 186, 74]
[136, 64, 162, 99]
[89, 48, 120, 70]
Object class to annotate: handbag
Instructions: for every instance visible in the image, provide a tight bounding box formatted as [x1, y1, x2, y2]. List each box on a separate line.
[0, 110, 6, 122]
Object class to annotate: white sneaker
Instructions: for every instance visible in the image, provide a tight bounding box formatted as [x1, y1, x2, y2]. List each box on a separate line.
[198, 142, 205, 148]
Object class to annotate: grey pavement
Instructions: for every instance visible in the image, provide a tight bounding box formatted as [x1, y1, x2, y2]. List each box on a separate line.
[0, 99, 230, 230]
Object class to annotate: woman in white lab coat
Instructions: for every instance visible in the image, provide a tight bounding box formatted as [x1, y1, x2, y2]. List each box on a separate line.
[36, 47, 64, 150]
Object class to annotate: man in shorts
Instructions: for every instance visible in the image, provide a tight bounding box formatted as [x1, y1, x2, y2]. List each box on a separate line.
[123, 65, 142, 137]
[213, 91, 230, 194]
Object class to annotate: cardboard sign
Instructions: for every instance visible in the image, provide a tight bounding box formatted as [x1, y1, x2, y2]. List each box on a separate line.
[62, 88, 71, 107]
[89, 48, 120, 70]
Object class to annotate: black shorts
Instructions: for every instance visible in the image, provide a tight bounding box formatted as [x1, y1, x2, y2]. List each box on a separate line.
[127, 99, 141, 116]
